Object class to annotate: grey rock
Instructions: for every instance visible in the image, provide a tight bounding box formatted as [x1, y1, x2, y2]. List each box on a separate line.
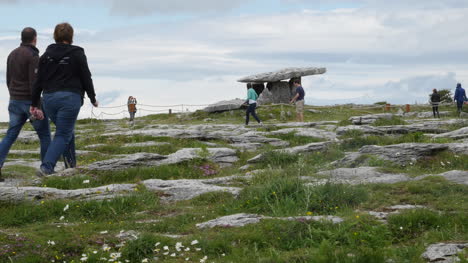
[123, 141, 170, 147]
[270, 128, 337, 140]
[196, 213, 343, 229]
[238, 67, 326, 83]
[336, 125, 385, 136]
[271, 121, 339, 128]
[433, 127, 468, 140]
[404, 111, 450, 118]
[116, 230, 139, 241]
[85, 144, 107, 149]
[421, 243, 468, 262]
[349, 113, 395, 125]
[317, 167, 410, 185]
[308, 109, 322, 114]
[416, 170, 468, 185]
[87, 152, 167, 171]
[203, 99, 245, 113]
[143, 179, 241, 202]
[446, 143, 468, 155]
[257, 81, 294, 104]
[358, 143, 448, 165]
[367, 205, 428, 221]
[230, 143, 263, 152]
[336, 124, 448, 136]
[248, 141, 332, 163]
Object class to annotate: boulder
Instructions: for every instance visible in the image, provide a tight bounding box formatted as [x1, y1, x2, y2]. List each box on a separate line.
[248, 141, 332, 163]
[359, 143, 449, 165]
[433, 127, 468, 140]
[257, 81, 293, 104]
[196, 213, 343, 229]
[238, 67, 326, 83]
[348, 113, 395, 125]
[270, 128, 337, 140]
[203, 99, 245, 113]
[421, 243, 468, 263]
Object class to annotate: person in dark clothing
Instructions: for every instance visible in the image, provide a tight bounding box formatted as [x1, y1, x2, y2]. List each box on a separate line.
[430, 89, 441, 118]
[127, 96, 137, 122]
[0, 27, 51, 182]
[31, 23, 98, 175]
[454, 83, 467, 116]
[243, 84, 262, 126]
[290, 79, 305, 122]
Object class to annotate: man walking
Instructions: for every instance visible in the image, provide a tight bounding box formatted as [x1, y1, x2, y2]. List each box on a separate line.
[290, 79, 305, 122]
[430, 89, 441, 118]
[0, 27, 51, 182]
[454, 83, 467, 116]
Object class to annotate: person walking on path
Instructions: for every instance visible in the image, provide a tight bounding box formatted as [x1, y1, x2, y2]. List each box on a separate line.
[244, 84, 262, 126]
[454, 83, 467, 116]
[31, 23, 98, 176]
[430, 89, 441, 118]
[290, 79, 305, 122]
[127, 96, 137, 122]
[0, 27, 51, 182]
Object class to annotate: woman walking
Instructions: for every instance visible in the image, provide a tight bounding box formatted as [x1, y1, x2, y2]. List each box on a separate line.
[31, 22, 98, 175]
[244, 84, 262, 126]
[430, 89, 441, 118]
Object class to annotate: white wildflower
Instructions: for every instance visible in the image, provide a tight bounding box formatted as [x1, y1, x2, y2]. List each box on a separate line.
[100, 230, 108, 234]
[185, 247, 190, 252]
[222, 253, 226, 257]
[59, 216, 65, 221]
[163, 252, 169, 256]
[191, 240, 199, 245]
[63, 204, 69, 212]
[440, 161, 445, 166]
[195, 248, 202, 251]
[80, 256, 88, 261]
[170, 253, 176, 257]
[163, 246, 169, 251]
[93, 251, 98, 254]
[110, 253, 121, 259]
[155, 242, 161, 247]
[83, 180, 90, 184]
[399, 226, 403, 230]
[102, 244, 111, 251]
[141, 259, 148, 263]
[47, 240, 56, 246]
[185, 258, 190, 261]
[200, 256, 208, 263]
[175, 242, 184, 251]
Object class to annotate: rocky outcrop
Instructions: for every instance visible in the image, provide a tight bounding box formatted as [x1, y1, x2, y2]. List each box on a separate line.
[0, 178, 241, 202]
[248, 141, 332, 163]
[421, 243, 468, 263]
[196, 213, 343, 229]
[270, 128, 337, 140]
[203, 99, 245, 113]
[123, 141, 170, 147]
[358, 143, 448, 165]
[237, 67, 326, 83]
[348, 113, 395, 125]
[86, 148, 239, 171]
[433, 127, 468, 140]
[336, 124, 449, 136]
[317, 167, 410, 185]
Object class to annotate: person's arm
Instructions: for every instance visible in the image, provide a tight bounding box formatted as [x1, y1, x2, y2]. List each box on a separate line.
[76, 49, 97, 106]
[28, 54, 39, 96]
[31, 57, 44, 107]
[290, 93, 299, 104]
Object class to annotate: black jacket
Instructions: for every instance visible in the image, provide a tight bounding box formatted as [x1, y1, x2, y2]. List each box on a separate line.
[32, 43, 96, 107]
[6, 43, 39, 100]
[430, 93, 441, 103]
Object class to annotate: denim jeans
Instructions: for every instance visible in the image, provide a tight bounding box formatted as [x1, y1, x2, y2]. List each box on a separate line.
[246, 103, 261, 125]
[41, 91, 81, 173]
[456, 101, 464, 113]
[0, 100, 51, 167]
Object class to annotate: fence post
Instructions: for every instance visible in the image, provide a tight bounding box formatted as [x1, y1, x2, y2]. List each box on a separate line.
[405, 104, 411, 113]
[385, 104, 391, 111]
[169, 109, 172, 115]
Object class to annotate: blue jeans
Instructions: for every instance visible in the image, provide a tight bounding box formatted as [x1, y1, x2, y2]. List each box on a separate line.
[246, 103, 261, 125]
[0, 100, 51, 167]
[41, 92, 81, 173]
[456, 101, 464, 113]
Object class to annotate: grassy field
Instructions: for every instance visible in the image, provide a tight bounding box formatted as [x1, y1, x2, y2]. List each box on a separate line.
[0, 103, 467, 263]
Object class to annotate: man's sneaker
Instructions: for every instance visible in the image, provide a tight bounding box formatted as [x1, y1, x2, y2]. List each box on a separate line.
[36, 167, 52, 177]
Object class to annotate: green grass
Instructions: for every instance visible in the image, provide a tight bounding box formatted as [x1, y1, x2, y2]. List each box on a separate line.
[372, 116, 408, 126]
[266, 132, 325, 147]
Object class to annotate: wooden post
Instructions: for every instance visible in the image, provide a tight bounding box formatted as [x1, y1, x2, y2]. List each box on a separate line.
[169, 109, 172, 115]
[405, 104, 411, 113]
[385, 104, 391, 111]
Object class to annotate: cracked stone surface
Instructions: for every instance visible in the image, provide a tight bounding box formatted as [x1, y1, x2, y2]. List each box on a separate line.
[203, 99, 245, 113]
[248, 141, 332, 163]
[421, 243, 468, 263]
[0, 177, 241, 202]
[123, 141, 170, 147]
[336, 124, 449, 136]
[348, 113, 395, 125]
[270, 127, 337, 140]
[433, 127, 468, 140]
[86, 148, 239, 171]
[229, 143, 263, 152]
[196, 213, 344, 229]
[116, 230, 140, 241]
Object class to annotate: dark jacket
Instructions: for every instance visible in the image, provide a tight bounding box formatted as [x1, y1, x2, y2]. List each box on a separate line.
[454, 86, 467, 102]
[430, 92, 440, 104]
[6, 43, 39, 101]
[32, 43, 96, 107]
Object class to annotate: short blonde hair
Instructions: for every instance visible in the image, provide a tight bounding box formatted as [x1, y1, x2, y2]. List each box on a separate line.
[54, 22, 74, 44]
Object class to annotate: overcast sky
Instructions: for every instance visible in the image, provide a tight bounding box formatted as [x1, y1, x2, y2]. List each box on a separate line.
[0, 0, 467, 120]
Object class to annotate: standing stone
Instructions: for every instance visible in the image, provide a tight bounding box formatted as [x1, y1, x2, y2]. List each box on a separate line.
[258, 81, 292, 104]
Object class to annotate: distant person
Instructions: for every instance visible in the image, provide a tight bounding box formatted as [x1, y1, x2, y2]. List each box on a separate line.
[430, 89, 441, 118]
[290, 79, 305, 122]
[127, 96, 137, 122]
[243, 84, 262, 126]
[454, 83, 467, 116]
[31, 22, 98, 176]
[0, 27, 51, 182]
